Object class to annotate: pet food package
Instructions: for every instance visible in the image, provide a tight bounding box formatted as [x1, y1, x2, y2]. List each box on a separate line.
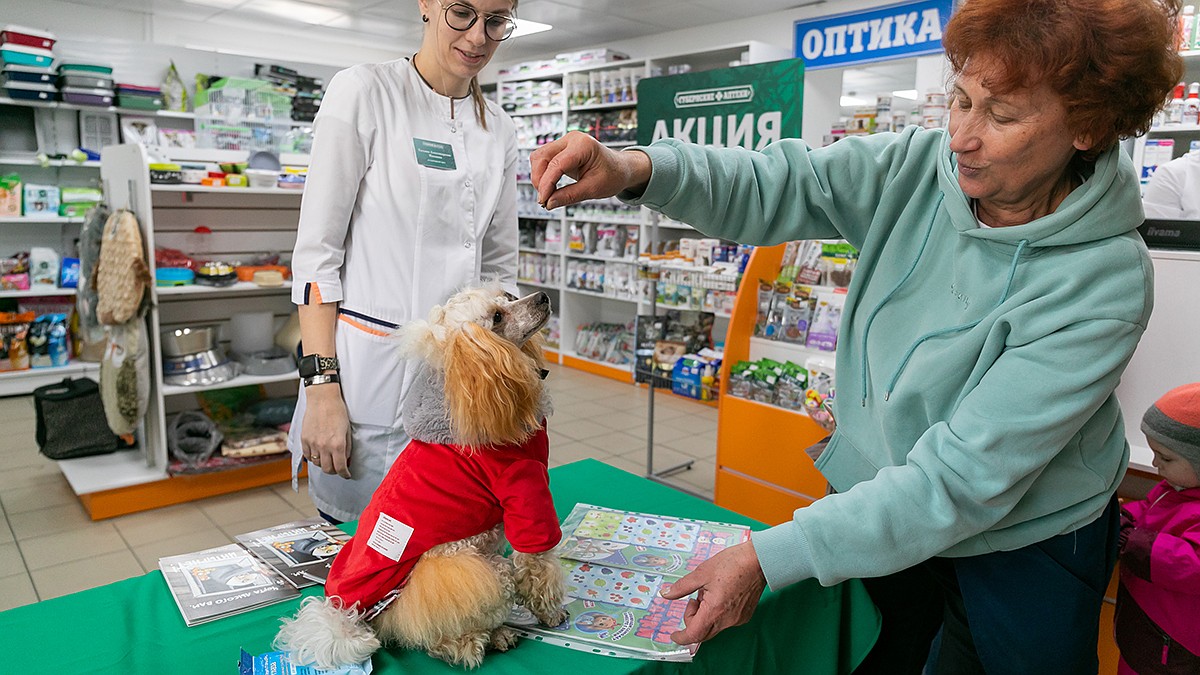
[22, 184, 59, 218]
[0, 173, 20, 216]
[29, 246, 60, 287]
[804, 354, 837, 432]
[806, 290, 846, 352]
[0, 311, 34, 371]
[28, 313, 70, 368]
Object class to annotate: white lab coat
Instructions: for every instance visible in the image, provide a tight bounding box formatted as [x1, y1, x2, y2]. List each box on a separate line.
[1143, 150, 1200, 220]
[287, 58, 519, 522]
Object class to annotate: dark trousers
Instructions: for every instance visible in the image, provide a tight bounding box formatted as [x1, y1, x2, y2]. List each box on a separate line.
[318, 509, 344, 526]
[854, 498, 1120, 675]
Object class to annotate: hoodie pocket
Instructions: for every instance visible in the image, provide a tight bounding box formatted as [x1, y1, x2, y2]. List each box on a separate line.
[335, 314, 405, 427]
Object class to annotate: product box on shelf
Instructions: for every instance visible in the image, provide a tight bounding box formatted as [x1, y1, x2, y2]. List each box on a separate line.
[0, 174, 21, 216]
[22, 184, 60, 218]
[0, 44, 54, 69]
[1, 25, 56, 51]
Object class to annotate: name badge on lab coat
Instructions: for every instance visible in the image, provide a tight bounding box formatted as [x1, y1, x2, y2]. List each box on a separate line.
[413, 138, 457, 170]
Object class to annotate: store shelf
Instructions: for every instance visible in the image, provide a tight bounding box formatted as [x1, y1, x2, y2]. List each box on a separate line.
[0, 95, 195, 119]
[509, 107, 564, 117]
[657, 302, 732, 319]
[0, 216, 84, 224]
[570, 100, 638, 111]
[565, 252, 637, 263]
[56, 449, 167, 495]
[0, 361, 100, 397]
[1147, 124, 1200, 133]
[516, 278, 560, 290]
[654, 219, 700, 231]
[161, 370, 298, 397]
[156, 280, 292, 297]
[748, 336, 835, 364]
[563, 286, 638, 303]
[516, 212, 558, 221]
[725, 393, 811, 418]
[519, 246, 560, 255]
[150, 184, 304, 195]
[561, 350, 633, 374]
[564, 216, 642, 226]
[0, 155, 101, 168]
[0, 287, 76, 299]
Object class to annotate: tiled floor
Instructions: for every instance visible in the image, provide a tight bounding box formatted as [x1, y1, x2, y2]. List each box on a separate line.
[0, 362, 717, 612]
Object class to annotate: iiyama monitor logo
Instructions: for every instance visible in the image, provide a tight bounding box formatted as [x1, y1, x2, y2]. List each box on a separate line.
[1145, 226, 1181, 238]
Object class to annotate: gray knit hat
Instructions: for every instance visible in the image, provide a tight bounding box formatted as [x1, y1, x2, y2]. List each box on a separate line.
[1141, 382, 1200, 475]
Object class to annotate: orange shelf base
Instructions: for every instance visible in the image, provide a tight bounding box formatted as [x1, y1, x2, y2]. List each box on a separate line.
[78, 459, 302, 521]
[561, 354, 632, 383]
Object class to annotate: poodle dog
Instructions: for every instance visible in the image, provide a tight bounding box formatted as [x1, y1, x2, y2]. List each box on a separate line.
[275, 286, 567, 669]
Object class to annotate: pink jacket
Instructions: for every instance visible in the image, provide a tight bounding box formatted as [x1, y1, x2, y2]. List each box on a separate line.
[1115, 481, 1200, 674]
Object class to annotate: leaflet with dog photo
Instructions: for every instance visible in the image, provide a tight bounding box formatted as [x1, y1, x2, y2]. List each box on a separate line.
[159, 543, 298, 626]
[235, 516, 351, 588]
[507, 503, 752, 661]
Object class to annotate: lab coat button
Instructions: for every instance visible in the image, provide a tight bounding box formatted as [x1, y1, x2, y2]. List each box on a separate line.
[464, 179, 472, 188]
[464, 241, 474, 249]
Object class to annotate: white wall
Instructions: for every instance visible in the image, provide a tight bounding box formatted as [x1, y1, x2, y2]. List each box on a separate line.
[1, 0, 413, 91]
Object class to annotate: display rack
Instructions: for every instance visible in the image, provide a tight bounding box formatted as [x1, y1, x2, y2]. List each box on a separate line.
[713, 244, 833, 525]
[1130, 50, 1200, 187]
[504, 40, 789, 387]
[52, 143, 304, 520]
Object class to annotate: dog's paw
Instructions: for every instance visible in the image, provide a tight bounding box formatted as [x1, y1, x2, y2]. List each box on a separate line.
[535, 606, 569, 629]
[489, 625, 520, 652]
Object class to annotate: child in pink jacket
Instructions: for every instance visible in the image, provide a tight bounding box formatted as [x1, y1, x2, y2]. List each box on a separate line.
[1115, 382, 1200, 674]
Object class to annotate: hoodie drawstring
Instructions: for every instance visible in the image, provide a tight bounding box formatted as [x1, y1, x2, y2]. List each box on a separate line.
[860, 195, 944, 406]
[881, 238, 1029, 401]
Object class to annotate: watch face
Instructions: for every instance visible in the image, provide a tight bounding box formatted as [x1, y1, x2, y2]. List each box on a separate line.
[298, 354, 320, 378]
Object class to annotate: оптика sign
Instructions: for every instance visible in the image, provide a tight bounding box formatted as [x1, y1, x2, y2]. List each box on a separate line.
[636, 59, 804, 149]
[793, 0, 953, 70]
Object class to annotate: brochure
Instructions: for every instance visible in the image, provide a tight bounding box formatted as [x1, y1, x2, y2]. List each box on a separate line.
[235, 517, 351, 588]
[507, 503, 753, 661]
[159, 543, 299, 626]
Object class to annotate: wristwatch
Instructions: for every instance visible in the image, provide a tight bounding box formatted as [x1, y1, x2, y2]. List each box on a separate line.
[303, 373, 341, 387]
[298, 354, 339, 379]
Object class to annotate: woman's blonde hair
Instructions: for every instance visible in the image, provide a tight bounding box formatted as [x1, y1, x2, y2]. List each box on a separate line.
[469, 0, 518, 130]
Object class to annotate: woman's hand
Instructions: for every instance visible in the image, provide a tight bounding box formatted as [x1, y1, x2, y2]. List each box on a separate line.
[529, 131, 652, 210]
[301, 383, 353, 478]
[659, 540, 768, 645]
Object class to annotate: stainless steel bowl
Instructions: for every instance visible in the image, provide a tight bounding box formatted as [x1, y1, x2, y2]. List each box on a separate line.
[160, 326, 218, 357]
[162, 347, 229, 376]
[163, 361, 242, 387]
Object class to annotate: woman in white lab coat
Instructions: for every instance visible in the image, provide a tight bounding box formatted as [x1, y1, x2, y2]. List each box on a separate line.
[288, 0, 522, 523]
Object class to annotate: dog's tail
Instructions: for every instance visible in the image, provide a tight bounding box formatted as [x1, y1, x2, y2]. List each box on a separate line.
[274, 596, 381, 669]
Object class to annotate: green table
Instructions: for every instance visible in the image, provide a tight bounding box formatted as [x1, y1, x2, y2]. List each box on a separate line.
[0, 459, 879, 673]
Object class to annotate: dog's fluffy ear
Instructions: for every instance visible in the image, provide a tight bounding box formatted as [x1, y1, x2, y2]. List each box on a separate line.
[443, 322, 542, 447]
[398, 319, 443, 364]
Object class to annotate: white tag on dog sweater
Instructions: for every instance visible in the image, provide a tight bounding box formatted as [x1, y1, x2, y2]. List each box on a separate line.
[367, 512, 414, 562]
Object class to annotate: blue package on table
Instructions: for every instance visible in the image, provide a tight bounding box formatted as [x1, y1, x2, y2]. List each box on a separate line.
[237, 648, 372, 675]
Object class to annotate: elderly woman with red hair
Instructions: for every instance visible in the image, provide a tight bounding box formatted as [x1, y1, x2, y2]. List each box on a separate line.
[529, 0, 1184, 672]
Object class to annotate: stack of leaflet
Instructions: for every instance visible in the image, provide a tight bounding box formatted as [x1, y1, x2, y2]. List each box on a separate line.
[58, 62, 114, 106]
[0, 25, 57, 103]
[115, 83, 163, 111]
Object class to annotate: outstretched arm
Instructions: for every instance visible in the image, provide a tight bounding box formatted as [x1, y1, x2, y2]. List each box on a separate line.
[659, 539, 768, 645]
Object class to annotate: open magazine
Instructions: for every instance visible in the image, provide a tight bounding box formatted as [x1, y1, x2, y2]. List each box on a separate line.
[507, 503, 753, 661]
[159, 543, 299, 626]
[235, 517, 351, 588]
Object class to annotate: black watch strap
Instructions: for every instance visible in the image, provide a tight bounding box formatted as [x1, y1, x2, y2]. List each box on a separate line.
[303, 373, 341, 387]
[299, 354, 340, 378]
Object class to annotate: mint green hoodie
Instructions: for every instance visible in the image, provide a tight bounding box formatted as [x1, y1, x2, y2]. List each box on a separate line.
[627, 126, 1152, 589]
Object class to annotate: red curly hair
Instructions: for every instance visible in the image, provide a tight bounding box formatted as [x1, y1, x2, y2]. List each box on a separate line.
[943, 0, 1183, 160]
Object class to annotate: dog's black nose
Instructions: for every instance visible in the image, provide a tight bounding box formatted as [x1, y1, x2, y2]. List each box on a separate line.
[537, 292, 549, 306]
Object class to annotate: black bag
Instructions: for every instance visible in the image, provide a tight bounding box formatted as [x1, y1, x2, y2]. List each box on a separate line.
[34, 377, 121, 460]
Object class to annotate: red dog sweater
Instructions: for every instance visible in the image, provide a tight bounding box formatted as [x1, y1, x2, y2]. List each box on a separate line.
[325, 428, 560, 618]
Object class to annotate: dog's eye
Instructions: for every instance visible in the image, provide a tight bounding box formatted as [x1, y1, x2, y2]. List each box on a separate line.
[493, 311, 503, 324]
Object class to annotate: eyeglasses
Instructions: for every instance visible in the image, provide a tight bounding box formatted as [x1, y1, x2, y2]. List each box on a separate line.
[436, 0, 517, 42]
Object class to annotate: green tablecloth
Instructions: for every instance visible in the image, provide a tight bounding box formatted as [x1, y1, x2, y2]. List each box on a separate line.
[0, 459, 879, 673]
